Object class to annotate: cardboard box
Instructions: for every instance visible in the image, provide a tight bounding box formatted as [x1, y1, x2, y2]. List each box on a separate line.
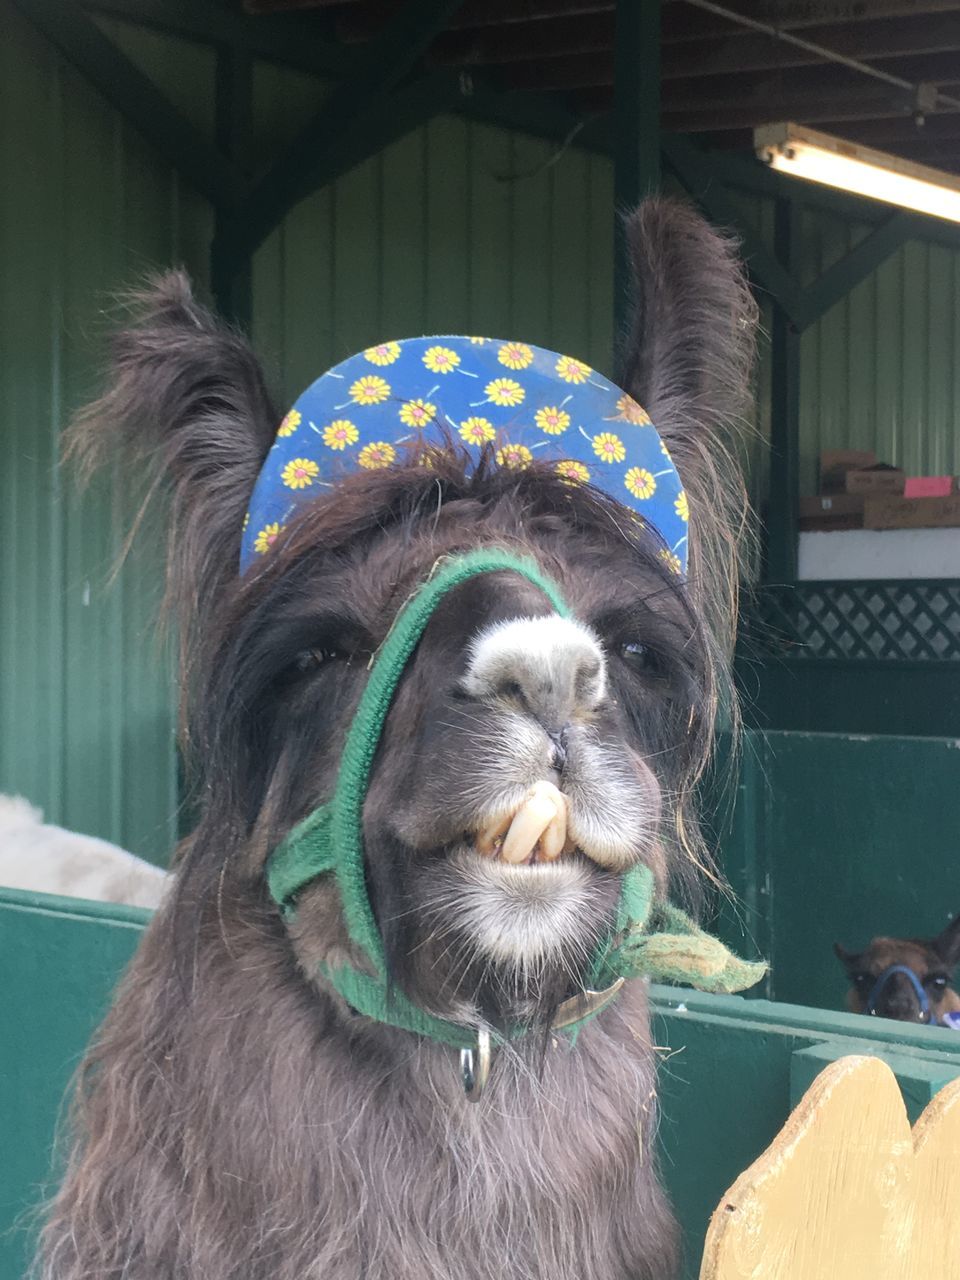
[844, 465, 906, 496]
[820, 449, 876, 494]
[864, 494, 960, 530]
[904, 476, 957, 499]
[799, 494, 864, 531]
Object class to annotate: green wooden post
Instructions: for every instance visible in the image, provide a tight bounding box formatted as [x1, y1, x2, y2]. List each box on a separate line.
[211, 42, 252, 329]
[613, 0, 660, 380]
[767, 197, 801, 584]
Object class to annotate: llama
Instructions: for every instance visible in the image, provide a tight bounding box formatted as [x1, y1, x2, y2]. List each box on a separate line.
[38, 197, 759, 1280]
[835, 919, 960, 1026]
[0, 794, 167, 908]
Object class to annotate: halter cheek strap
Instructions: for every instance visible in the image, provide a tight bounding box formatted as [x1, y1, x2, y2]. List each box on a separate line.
[266, 550, 766, 1054]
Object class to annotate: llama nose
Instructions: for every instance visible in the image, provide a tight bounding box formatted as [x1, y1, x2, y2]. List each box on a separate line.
[462, 615, 607, 726]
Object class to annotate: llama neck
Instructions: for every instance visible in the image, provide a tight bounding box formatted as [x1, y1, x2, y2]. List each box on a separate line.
[46, 899, 678, 1280]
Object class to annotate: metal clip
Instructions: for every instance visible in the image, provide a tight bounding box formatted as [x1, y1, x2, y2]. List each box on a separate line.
[460, 1027, 491, 1101]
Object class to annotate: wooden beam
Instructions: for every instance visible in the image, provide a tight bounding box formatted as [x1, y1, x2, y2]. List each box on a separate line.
[613, 0, 660, 379]
[13, 0, 242, 208]
[665, 12, 960, 79]
[662, 135, 806, 325]
[212, 0, 464, 275]
[84, 0, 363, 78]
[794, 212, 913, 330]
[212, 43, 253, 327]
[766, 198, 801, 585]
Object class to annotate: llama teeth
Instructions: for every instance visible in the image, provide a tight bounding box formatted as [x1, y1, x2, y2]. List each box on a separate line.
[475, 812, 512, 856]
[538, 809, 566, 862]
[500, 781, 564, 865]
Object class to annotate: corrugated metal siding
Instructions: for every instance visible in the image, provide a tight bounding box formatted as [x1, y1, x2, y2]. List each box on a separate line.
[0, 3, 213, 862]
[798, 209, 960, 493]
[252, 83, 615, 396]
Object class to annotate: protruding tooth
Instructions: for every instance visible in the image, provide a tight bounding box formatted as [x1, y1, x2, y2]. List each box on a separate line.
[476, 810, 512, 856]
[501, 782, 561, 865]
[539, 807, 567, 861]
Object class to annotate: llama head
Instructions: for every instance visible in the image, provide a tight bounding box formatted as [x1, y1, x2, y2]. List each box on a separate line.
[835, 917, 960, 1023]
[68, 197, 756, 1039]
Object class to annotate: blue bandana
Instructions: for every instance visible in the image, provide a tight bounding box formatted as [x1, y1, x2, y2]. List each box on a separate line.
[240, 337, 689, 577]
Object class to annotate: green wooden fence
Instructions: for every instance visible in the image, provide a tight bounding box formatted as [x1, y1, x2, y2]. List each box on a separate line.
[3, 886, 960, 1280]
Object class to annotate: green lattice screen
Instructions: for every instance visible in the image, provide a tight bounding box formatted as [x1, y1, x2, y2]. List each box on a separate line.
[743, 581, 960, 662]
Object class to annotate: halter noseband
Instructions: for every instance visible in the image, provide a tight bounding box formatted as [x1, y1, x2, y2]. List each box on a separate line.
[865, 964, 932, 1022]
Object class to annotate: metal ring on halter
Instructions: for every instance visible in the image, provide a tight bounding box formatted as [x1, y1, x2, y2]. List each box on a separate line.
[460, 1028, 492, 1101]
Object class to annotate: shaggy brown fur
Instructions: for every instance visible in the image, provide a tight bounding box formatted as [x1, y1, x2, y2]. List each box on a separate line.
[836, 917, 960, 1022]
[39, 197, 757, 1280]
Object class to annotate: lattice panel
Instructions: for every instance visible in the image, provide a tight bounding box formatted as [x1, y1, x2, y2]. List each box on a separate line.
[744, 581, 960, 661]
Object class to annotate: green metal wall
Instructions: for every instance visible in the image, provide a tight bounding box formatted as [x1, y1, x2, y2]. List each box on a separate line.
[797, 208, 960, 495]
[0, 3, 213, 863]
[714, 729, 960, 1012]
[250, 72, 615, 391]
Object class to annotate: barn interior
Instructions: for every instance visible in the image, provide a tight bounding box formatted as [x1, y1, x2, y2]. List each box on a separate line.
[3, 2, 960, 1275]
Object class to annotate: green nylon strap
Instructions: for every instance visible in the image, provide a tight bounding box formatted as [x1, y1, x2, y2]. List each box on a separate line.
[267, 549, 766, 1048]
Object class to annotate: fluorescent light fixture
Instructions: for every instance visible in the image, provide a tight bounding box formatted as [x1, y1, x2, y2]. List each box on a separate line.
[755, 122, 960, 224]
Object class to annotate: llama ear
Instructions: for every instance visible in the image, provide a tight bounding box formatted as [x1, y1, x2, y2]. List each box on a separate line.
[834, 942, 860, 968]
[932, 916, 960, 967]
[67, 271, 278, 650]
[618, 197, 758, 653]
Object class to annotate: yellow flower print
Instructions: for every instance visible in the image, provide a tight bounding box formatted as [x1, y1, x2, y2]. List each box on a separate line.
[556, 355, 591, 384]
[498, 342, 533, 370]
[592, 432, 626, 464]
[661, 439, 674, 461]
[364, 341, 401, 367]
[496, 444, 533, 469]
[254, 522, 285, 554]
[485, 377, 525, 407]
[468, 336, 486, 345]
[625, 467, 656, 500]
[675, 490, 689, 522]
[556, 460, 590, 485]
[459, 416, 496, 445]
[358, 441, 396, 469]
[423, 345, 460, 374]
[322, 419, 359, 450]
[277, 409, 301, 437]
[349, 374, 391, 406]
[615, 394, 651, 425]
[535, 406, 570, 436]
[659, 549, 682, 576]
[399, 399, 436, 429]
[281, 457, 320, 489]
[243, 512, 250, 531]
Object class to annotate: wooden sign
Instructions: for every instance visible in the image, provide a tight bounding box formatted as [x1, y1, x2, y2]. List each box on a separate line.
[700, 1055, 960, 1280]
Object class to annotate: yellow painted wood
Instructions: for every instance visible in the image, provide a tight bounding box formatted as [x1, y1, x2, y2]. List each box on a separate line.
[700, 1055, 960, 1280]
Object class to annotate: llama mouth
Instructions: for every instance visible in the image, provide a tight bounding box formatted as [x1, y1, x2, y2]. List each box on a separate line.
[473, 781, 576, 867]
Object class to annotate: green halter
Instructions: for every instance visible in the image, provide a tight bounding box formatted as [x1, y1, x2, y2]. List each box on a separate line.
[266, 550, 764, 1052]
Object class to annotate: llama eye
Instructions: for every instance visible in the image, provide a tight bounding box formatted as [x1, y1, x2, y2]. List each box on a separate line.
[927, 974, 949, 990]
[853, 973, 873, 989]
[294, 647, 343, 674]
[619, 641, 657, 673]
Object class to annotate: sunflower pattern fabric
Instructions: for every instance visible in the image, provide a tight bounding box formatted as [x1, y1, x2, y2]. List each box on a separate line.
[239, 336, 689, 577]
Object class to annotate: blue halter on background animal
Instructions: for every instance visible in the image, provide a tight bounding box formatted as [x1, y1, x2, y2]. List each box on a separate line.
[866, 964, 932, 1021]
[239, 336, 689, 576]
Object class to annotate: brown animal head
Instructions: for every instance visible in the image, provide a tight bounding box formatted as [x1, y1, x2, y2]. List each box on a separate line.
[835, 918, 960, 1024]
[41, 197, 756, 1280]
